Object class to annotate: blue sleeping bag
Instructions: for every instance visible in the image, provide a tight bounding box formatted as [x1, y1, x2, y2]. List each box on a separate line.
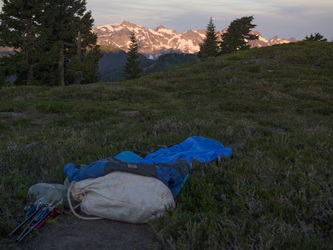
[64, 136, 232, 197]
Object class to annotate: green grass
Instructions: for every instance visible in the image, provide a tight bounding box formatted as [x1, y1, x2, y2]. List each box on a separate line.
[0, 41, 332, 248]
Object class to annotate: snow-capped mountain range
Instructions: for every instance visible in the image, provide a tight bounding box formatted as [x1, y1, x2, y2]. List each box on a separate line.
[92, 20, 297, 59]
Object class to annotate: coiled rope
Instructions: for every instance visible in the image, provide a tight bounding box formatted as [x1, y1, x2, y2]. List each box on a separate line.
[67, 181, 102, 220]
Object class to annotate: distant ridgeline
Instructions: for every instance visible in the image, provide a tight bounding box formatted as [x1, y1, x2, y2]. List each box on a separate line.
[93, 21, 297, 55]
[98, 46, 200, 82]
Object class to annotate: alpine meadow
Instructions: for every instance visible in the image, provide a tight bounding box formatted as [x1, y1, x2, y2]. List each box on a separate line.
[0, 40, 332, 248]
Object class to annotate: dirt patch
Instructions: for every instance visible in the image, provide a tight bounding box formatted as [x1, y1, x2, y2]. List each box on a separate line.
[5, 212, 159, 250]
[0, 111, 60, 125]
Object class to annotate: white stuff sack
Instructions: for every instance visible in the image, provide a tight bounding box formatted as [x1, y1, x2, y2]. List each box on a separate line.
[70, 171, 175, 223]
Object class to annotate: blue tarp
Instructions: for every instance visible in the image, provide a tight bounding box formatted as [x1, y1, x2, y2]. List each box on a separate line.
[64, 136, 232, 197]
[138, 136, 232, 165]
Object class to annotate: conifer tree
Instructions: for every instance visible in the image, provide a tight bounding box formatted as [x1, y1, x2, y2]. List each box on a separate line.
[36, 0, 101, 86]
[0, 0, 101, 86]
[199, 17, 219, 59]
[220, 16, 258, 54]
[123, 32, 141, 80]
[304, 33, 327, 42]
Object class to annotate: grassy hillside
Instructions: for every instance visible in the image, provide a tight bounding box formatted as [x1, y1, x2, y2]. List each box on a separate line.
[0, 41, 332, 248]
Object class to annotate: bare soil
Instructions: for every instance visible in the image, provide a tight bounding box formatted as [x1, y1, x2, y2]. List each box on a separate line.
[5, 211, 159, 250]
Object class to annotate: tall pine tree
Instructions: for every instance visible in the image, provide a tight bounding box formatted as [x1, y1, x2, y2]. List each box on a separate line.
[0, 0, 101, 86]
[36, 0, 101, 86]
[199, 17, 219, 59]
[123, 32, 141, 80]
[220, 16, 258, 54]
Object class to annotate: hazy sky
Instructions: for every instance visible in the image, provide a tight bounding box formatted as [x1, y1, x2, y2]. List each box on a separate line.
[1, 0, 332, 40]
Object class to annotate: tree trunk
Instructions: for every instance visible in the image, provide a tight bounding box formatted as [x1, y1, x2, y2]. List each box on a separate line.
[27, 66, 33, 85]
[25, 18, 35, 85]
[73, 31, 82, 85]
[58, 41, 65, 86]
